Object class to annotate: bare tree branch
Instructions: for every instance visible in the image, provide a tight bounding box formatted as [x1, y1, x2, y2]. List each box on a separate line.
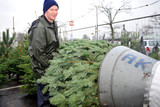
[97, 0, 131, 42]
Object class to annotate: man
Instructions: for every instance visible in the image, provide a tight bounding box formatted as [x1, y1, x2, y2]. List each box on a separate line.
[28, 0, 59, 106]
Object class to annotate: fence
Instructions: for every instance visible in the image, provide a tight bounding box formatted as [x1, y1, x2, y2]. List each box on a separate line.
[59, 14, 160, 41]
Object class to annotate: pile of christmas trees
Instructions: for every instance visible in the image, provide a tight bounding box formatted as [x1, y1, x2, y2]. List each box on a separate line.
[38, 39, 115, 106]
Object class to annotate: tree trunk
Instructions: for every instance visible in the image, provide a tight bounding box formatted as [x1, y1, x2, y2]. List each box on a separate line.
[8, 71, 11, 79]
[16, 74, 20, 82]
[110, 23, 114, 43]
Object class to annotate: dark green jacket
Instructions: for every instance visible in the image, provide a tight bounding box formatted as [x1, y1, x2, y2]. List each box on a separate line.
[28, 15, 59, 79]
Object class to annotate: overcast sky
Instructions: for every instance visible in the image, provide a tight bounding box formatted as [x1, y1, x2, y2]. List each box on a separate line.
[0, 0, 160, 37]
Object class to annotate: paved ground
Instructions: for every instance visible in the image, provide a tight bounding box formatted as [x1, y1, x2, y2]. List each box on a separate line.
[0, 82, 37, 107]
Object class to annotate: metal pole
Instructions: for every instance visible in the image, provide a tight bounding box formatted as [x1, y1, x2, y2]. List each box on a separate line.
[35, 11, 37, 19]
[70, 0, 73, 38]
[96, 6, 98, 40]
[13, 16, 15, 33]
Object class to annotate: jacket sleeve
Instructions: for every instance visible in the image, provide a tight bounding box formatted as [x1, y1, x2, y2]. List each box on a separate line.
[45, 22, 59, 55]
[32, 27, 49, 68]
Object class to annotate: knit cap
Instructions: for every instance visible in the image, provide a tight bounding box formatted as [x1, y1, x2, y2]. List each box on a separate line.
[43, 0, 59, 14]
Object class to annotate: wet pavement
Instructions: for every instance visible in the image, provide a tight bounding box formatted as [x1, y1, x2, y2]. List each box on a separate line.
[0, 85, 37, 107]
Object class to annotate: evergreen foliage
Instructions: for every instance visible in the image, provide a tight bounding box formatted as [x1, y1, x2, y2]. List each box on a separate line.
[17, 37, 36, 95]
[0, 29, 16, 87]
[38, 40, 116, 106]
[150, 52, 160, 60]
[150, 44, 160, 60]
[2, 37, 29, 81]
[0, 29, 15, 60]
[121, 33, 129, 47]
[0, 59, 8, 88]
[120, 32, 140, 51]
[0, 35, 36, 93]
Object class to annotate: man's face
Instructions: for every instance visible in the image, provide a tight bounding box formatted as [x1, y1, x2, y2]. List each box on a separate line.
[45, 5, 58, 23]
